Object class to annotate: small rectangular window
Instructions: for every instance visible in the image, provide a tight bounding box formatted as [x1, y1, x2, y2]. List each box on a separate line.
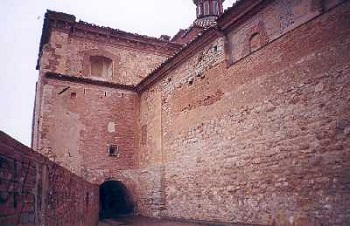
[141, 125, 147, 145]
[107, 144, 119, 157]
[197, 5, 202, 17]
[90, 56, 113, 78]
[213, 1, 219, 15]
[204, 2, 210, 16]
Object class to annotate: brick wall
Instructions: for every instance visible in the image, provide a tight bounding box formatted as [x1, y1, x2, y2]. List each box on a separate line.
[33, 75, 139, 184]
[225, 0, 344, 66]
[140, 1, 350, 225]
[39, 28, 173, 86]
[30, 0, 350, 225]
[0, 131, 99, 226]
[137, 86, 164, 217]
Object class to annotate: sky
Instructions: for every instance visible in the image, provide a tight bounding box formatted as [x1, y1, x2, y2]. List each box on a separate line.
[0, 0, 236, 147]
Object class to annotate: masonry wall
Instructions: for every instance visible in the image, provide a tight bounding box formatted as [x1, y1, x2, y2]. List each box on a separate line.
[30, 0, 350, 224]
[34, 76, 139, 184]
[140, 1, 350, 225]
[31, 12, 179, 218]
[137, 85, 165, 217]
[39, 28, 172, 86]
[0, 131, 99, 226]
[32, 12, 175, 186]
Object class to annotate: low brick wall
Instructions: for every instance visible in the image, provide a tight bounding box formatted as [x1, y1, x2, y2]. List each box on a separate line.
[0, 131, 99, 226]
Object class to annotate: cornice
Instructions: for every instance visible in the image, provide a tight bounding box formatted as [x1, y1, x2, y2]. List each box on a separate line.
[218, 0, 271, 33]
[36, 10, 182, 70]
[38, 0, 275, 95]
[136, 0, 274, 94]
[45, 72, 136, 92]
[69, 21, 181, 51]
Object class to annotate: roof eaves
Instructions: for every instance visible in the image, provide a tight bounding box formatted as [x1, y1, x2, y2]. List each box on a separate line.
[217, 0, 269, 33]
[74, 20, 181, 48]
[36, 10, 182, 70]
[45, 72, 136, 91]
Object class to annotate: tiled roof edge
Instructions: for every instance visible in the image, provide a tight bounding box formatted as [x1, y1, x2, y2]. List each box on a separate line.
[36, 10, 182, 70]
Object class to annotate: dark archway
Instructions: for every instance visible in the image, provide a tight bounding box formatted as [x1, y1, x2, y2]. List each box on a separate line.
[99, 181, 134, 219]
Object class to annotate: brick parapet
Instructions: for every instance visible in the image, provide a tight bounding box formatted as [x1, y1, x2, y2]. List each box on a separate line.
[0, 131, 99, 226]
[36, 10, 182, 70]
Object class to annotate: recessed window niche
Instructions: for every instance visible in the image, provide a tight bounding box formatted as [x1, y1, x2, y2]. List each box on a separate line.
[90, 55, 113, 79]
[250, 33, 263, 52]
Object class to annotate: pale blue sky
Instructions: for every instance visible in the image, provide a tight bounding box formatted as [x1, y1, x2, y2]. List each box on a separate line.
[0, 0, 236, 146]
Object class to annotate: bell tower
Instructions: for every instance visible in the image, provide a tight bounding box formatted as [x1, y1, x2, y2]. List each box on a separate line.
[193, 0, 225, 27]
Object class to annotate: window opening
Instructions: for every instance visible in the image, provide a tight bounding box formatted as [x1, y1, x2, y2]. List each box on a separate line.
[250, 33, 263, 52]
[107, 144, 119, 157]
[197, 4, 203, 17]
[90, 56, 113, 78]
[213, 1, 219, 15]
[204, 1, 210, 16]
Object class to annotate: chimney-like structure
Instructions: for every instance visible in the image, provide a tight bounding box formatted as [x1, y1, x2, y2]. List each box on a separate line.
[193, 0, 225, 27]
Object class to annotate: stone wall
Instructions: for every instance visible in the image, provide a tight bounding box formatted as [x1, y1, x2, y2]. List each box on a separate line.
[33, 75, 139, 184]
[37, 10, 179, 86]
[30, 0, 350, 225]
[0, 131, 99, 226]
[138, 85, 165, 217]
[140, 1, 350, 225]
[39, 29, 169, 85]
[225, 0, 344, 66]
[32, 10, 176, 186]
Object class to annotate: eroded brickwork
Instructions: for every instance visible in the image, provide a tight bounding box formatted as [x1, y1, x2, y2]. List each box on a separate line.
[37, 11, 180, 86]
[40, 29, 172, 86]
[0, 131, 98, 226]
[138, 85, 165, 217]
[31, 0, 350, 225]
[35, 76, 139, 183]
[140, 1, 350, 225]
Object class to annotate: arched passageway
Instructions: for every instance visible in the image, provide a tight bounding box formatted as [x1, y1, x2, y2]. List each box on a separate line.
[99, 181, 134, 219]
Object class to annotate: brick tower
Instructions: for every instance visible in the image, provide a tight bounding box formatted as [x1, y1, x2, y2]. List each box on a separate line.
[193, 0, 225, 27]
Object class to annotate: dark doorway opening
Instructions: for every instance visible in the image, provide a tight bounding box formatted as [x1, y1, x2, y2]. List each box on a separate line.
[99, 181, 134, 219]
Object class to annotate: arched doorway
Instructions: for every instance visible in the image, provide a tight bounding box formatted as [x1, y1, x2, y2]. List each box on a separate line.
[99, 181, 134, 219]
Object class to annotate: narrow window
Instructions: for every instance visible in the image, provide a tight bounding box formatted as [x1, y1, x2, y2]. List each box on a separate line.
[204, 1, 210, 16]
[90, 56, 113, 78]
[197, 4, 203, 17]
[86, 192, 89, 206]
[250, 33, 263, 52]
[213, 1, 219, 15]
[141, 125, 147, 145]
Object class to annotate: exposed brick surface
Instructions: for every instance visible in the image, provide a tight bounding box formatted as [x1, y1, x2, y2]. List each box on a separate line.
[35, 77, 139, 184]
[39, 29, 171, 86]
[171, 26, 204, 45]
[31, 0, 350, 225]
[145, 2, 349, 225]
[0, 131, 98, 226]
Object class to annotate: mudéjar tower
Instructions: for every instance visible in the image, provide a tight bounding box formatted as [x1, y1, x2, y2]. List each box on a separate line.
[193, 0, 225, 27]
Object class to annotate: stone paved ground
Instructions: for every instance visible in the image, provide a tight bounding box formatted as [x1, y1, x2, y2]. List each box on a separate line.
[98, 216, 259, 226]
